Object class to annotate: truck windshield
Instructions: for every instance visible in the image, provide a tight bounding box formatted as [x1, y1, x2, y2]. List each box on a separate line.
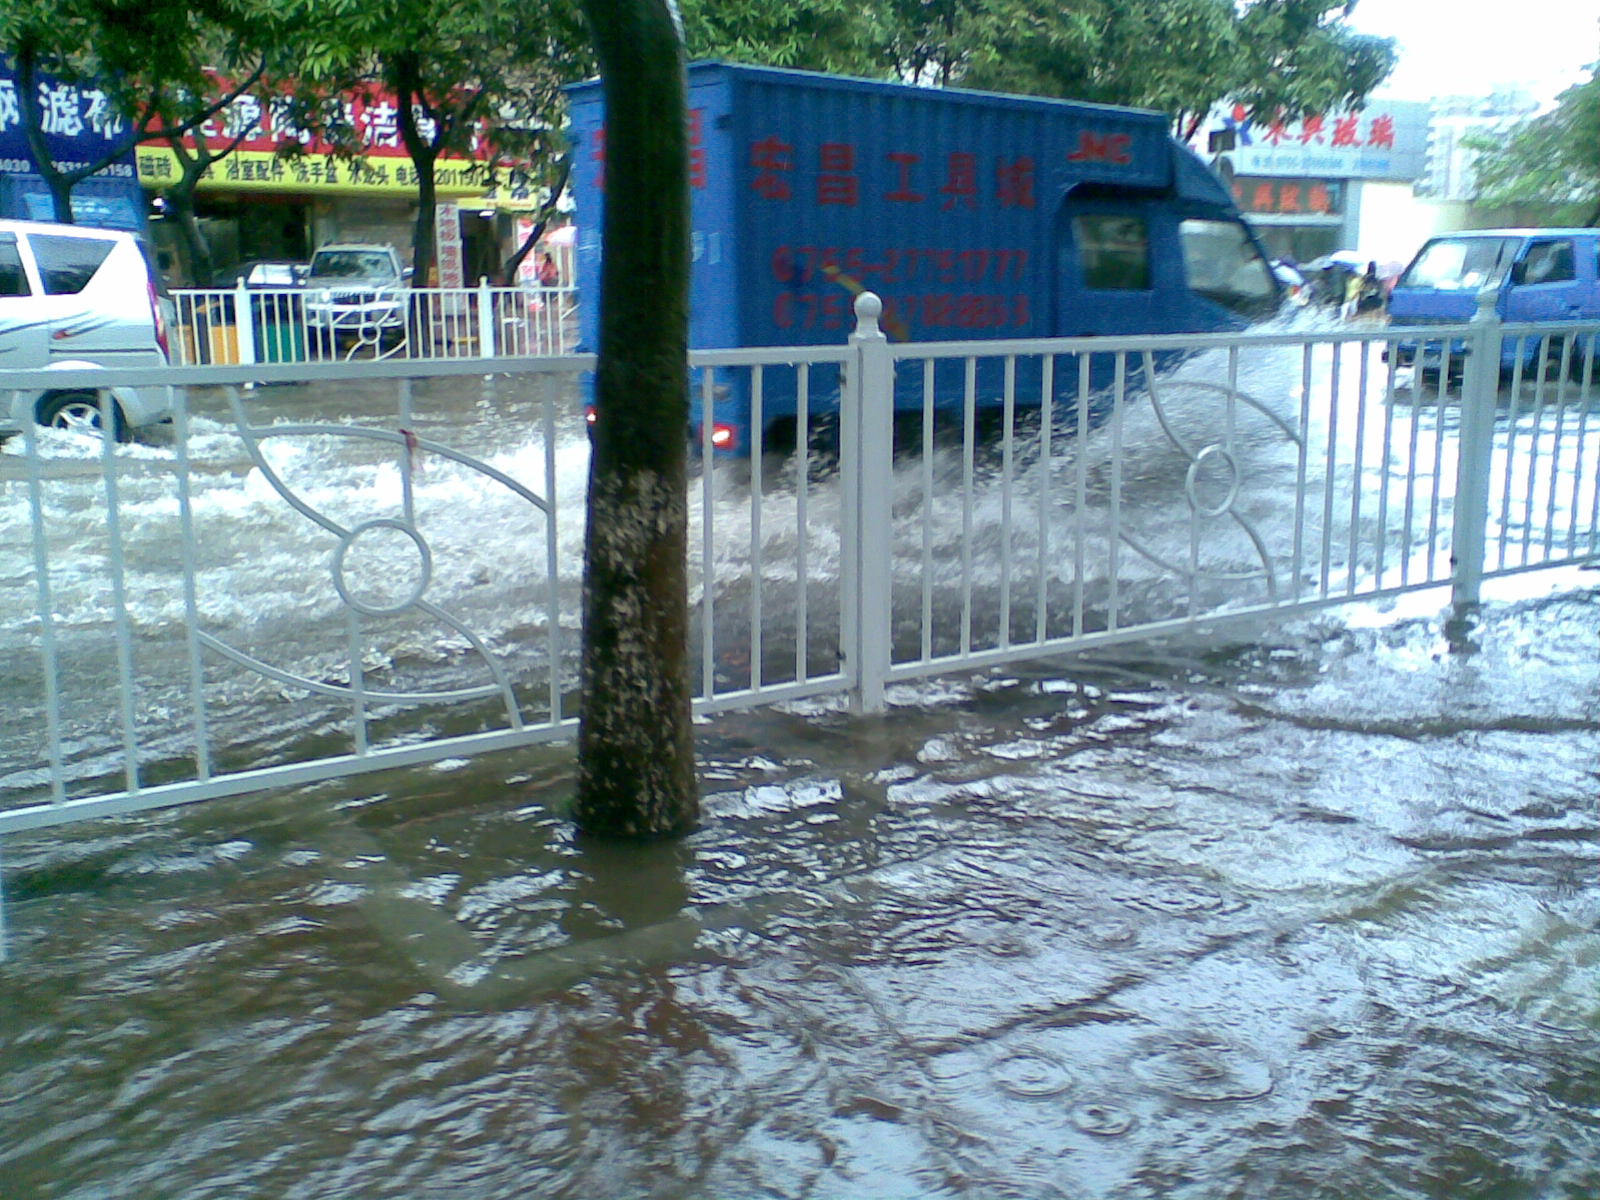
[1398, 237, 1520, 291]
[1178, 219, 1278, 319]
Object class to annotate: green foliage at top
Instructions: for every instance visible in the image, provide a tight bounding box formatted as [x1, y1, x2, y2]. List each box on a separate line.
[1468, 70, 1600, 225]
[680, 0, 1397, 131]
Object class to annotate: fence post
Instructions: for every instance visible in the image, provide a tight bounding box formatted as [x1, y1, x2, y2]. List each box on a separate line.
[477, 277, 497, 357]
[1450, 286, 1501, 613]
[846, 292, 894, 714]
[233, 279, 257, 367]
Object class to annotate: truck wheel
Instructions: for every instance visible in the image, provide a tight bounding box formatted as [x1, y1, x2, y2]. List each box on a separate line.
[39, 391, 128, 442]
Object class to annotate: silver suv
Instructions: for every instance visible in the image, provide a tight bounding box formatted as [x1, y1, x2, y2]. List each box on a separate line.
[0, 218, 173, 440]
[303, 243, 411, 348]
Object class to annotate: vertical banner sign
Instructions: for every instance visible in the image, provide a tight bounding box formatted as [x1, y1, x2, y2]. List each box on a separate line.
[434, 202, 465, 286]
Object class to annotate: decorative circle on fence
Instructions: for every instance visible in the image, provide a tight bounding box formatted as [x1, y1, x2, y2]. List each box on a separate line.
[331, 518, 434, 616]
[1184, 443, 1242, 518]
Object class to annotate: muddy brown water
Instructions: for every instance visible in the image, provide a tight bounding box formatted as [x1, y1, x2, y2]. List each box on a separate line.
[4, 581, 1599, 1199]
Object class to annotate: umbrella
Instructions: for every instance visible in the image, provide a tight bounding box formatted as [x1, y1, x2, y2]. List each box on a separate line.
[1306, 250, 1365, 271]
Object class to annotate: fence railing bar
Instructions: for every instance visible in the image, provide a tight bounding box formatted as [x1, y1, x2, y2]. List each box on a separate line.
[1073, 353, 1090, 640]
[999, 355, 1016, 650]
[1374, 345, 1401, 588]
[173, 388, 213, 781]
[960, 356, 977, 658]
[1496, 348, 1527, 572]
[750, 365, 765, 691]
[1347, 340, 1372, 597]
[1520, 340, 1551, 565]
[920, 359, 936, 665]
[1291, 343, 1313, 603]
[22, 421, 66, 806]
[1543, 340, 1574, 557]
[1399, 359, 1425, 588]
[1425, 355, 1450, 580]
[543, 373, 563, 723]
[700, 368, 717, 701]
[1108, 352, 1126, 632]
[1035, 354, 1054, 645]
[1319, 343, 1341, 599]
[348, 609, 370, 756]
[99, 399, 141, 796]
[1565, 337, 1595, 558]
[794, 365, 810, 685]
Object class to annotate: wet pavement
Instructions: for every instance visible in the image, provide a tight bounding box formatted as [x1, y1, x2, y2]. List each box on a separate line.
[3, 572, 1599, 1198]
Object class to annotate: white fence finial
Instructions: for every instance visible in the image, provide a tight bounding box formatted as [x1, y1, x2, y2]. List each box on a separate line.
[853, 291, 885, 342]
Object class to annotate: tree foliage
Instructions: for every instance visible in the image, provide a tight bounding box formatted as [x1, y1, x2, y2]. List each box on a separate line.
[1, 0, 279, 224]
[1468, 69, 1600, 226]
[682, 0, 1395, 133]
[277, 0, 593, 278]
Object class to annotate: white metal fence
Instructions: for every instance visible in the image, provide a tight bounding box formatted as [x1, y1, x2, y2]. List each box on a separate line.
[168, 279, 580, 366]
[3, 293, 1598, 940]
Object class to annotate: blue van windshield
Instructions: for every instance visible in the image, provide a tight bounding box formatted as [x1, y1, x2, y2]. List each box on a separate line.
[1399, 237, 1521, 291]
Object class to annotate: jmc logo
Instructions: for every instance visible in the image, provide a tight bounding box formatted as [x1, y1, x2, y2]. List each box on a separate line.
[1066, 131, 1133, 165]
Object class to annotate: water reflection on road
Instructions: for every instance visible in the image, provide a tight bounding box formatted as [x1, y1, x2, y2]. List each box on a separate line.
[3, 579, 1599, 1199]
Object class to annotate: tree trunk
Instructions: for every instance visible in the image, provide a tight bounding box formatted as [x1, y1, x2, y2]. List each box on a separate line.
[502, 155, 572, 285]
[168, 191, 213, 286]
[411, 162, 439, 282]
[391, 55, 441, 282]
[573, 0, 698, 838]
[14, 45, 78, 223]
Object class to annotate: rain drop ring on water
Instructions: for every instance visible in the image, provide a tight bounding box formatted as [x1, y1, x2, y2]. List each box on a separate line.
[1071, 1100, 1135, 1136]
[331, 518, 433, 617]
[991, 1049, 1074, 1099]
[1184, 443, 1241, 518]
[1128, 1031, 1273, 1102]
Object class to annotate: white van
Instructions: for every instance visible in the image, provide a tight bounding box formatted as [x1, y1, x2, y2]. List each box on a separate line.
[0, 218, 173, 440]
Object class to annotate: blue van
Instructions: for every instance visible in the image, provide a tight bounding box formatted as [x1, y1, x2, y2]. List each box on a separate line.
[1388, 228, 1600, 384]
[568, 62, 1281, 454]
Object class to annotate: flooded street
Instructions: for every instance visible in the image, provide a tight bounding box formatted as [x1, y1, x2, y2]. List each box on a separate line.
[4, 575, 1600, 1198]
[4, 328, 1600, 1197]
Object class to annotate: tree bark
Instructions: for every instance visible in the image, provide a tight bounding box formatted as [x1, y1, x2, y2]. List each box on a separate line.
[392, 54, 441, 282]
[572, 0, 698, 838]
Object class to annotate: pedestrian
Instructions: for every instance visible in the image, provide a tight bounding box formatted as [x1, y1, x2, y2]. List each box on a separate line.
[1345, 260, 1382, 319]
[537, 251, 560, 289]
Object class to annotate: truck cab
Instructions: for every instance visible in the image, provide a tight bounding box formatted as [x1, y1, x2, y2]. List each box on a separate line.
[1388, 228, 1600, 382]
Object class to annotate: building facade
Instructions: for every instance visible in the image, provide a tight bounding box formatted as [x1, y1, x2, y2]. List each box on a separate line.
[1204, 99, 1432, 269]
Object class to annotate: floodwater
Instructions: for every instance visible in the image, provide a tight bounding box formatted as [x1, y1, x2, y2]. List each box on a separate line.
[4, 335, 1600, 1197]
[3, 579, 1599, 1198]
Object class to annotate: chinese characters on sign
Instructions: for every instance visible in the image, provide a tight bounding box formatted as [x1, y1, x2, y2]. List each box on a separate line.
[1225, 104, 1396, 152]
[589, 109, 708, 192]
[768, 243, 1034, 336]
[1214, 101, 1424, 180]
[750, 138, 1049, 211]
[1231, 176, 1345, 217]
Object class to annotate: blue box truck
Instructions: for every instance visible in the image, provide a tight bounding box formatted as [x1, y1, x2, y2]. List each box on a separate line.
[568, 62, 1281, 454]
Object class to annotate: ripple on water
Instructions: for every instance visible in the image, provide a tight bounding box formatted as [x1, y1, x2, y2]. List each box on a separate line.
[1070, 1098, 1136, 1136]
[1127, 1029, 1274, 1102]
[991, 1047, 1075, 1099]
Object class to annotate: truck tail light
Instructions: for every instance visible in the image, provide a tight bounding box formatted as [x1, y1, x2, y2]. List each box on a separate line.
[710, 423, 737, 451]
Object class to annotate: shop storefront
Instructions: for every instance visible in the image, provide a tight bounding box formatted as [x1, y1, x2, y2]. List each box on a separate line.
[136, 84, 519, 284]
[1203, 100, 1430, 267]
